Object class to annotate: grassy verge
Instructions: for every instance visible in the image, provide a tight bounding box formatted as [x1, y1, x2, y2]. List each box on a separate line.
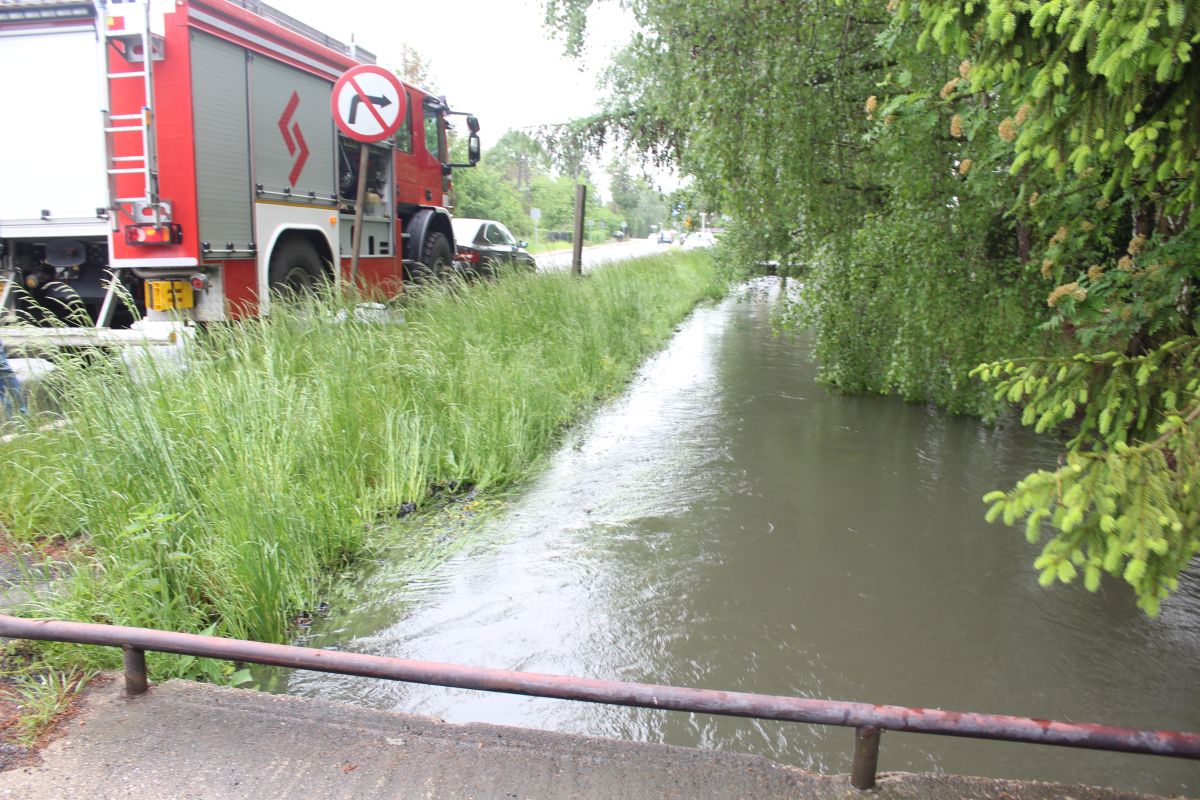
[0, 252, 722, 690]
[527, 237, 628, 255]
[525, 240, 572, 255]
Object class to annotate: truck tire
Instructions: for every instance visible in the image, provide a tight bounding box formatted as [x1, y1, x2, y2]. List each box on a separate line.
[410, 231, 451, 284]
[268, 239, 324, 294]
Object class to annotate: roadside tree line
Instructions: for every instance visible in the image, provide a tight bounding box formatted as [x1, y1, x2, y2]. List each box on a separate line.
[450, 130, 671, 245]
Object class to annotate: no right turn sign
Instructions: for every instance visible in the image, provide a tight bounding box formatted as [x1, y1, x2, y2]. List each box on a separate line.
[331, 65, 406, 143]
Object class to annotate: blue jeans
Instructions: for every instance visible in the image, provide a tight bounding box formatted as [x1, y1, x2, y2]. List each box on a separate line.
[0, 341, 23, 417]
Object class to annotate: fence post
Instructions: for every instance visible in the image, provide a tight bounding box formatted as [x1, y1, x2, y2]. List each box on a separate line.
[571, 183, 586, 276]
[851, 725, 881, 790]
[122, 645, 149, 695]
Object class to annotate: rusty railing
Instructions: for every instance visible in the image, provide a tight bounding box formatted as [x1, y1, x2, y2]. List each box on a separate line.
[1, 613, 1197, 789]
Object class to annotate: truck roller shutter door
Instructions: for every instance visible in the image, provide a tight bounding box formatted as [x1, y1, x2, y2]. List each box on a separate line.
[191, 32, 253, 252]
[250, 57, 335, 203]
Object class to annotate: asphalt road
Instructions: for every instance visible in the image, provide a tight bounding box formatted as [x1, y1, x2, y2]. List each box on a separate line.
[535, 237, 669, 272]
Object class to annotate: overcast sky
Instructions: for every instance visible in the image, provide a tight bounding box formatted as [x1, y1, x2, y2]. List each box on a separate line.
[267, 0, 636, 149]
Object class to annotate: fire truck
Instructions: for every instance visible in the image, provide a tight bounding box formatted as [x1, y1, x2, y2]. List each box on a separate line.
[0, 0, 480, 328]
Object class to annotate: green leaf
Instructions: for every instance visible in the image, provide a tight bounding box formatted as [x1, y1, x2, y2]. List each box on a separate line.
[227, 669, 253, 687]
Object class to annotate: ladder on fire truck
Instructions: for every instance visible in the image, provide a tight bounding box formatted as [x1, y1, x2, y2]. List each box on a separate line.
[96, 0, 164, 328]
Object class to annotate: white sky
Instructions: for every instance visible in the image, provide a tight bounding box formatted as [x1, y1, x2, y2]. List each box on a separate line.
[268, 0, 636, 149]
[265, 0, 682, 198]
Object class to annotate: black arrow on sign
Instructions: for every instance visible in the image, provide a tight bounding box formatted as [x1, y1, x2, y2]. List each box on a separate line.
[348, 93, 392, 125]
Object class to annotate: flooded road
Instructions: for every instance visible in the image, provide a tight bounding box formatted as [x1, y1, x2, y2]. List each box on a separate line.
[274, 279, 1200, 795]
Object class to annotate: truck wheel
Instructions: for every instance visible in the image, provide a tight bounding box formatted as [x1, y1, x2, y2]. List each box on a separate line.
[268, 239, 324, 294]
[410, 231, 451, 284]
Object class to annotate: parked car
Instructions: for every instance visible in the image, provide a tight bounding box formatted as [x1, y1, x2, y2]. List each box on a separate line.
[451, 219, 537, 276]
[657, 229, 675, 244]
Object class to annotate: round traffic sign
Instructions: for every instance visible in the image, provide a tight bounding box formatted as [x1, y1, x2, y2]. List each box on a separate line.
[331, 65, 407, 143]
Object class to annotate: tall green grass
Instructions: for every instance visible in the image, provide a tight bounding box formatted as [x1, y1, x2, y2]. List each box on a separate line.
[0, 252, 722, 672]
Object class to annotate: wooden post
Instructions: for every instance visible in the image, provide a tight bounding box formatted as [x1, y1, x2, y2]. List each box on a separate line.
[571, 183, 586, 276]
[348, 144, 370, 292]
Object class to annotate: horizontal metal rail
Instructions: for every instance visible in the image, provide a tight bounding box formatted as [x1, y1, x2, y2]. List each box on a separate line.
[1, 613, 1197, 790]
[0, 324, 187, 351]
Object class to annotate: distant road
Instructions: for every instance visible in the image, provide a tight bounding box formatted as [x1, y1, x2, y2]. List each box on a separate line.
[536, 238, 668, 272]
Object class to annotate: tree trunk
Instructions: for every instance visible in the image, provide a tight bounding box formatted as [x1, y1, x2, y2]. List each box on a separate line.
[1016, 220, 1031, 265]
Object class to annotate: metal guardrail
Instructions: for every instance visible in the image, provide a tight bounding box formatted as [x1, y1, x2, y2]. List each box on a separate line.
[0, 317, 192, 354]
[0, 327, 185, 352]
[1, 613, 1197, 790]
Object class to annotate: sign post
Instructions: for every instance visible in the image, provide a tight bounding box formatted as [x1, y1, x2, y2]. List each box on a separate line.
[571, 184, 586, 276]
[331, 65, 406, 291]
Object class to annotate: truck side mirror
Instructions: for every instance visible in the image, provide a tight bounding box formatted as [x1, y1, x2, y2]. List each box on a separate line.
[468, 132, 481, 165]
[447, 118, 482, 169]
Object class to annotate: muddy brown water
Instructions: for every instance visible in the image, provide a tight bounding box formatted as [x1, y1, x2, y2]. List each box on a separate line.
[270, 279, 1200, 795]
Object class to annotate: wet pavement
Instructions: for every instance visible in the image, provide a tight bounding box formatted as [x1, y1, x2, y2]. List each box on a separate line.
[535, 237, 665, 271]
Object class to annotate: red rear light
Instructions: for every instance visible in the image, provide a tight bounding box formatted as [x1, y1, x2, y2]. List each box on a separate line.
[458, 249, 480, 264]
[125, 223, 183, 246]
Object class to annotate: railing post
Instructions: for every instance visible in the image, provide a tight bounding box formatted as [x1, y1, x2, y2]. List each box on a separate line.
[122, 645, 149, 695]
[851, 725, 881, 790]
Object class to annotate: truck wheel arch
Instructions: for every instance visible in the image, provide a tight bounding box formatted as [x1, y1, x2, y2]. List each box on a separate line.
[403, 208, 455, 270]
[259, 226, 336, 310]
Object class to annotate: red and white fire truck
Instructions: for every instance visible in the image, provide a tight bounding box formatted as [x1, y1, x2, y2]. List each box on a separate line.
[0, 0, 479, 327]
